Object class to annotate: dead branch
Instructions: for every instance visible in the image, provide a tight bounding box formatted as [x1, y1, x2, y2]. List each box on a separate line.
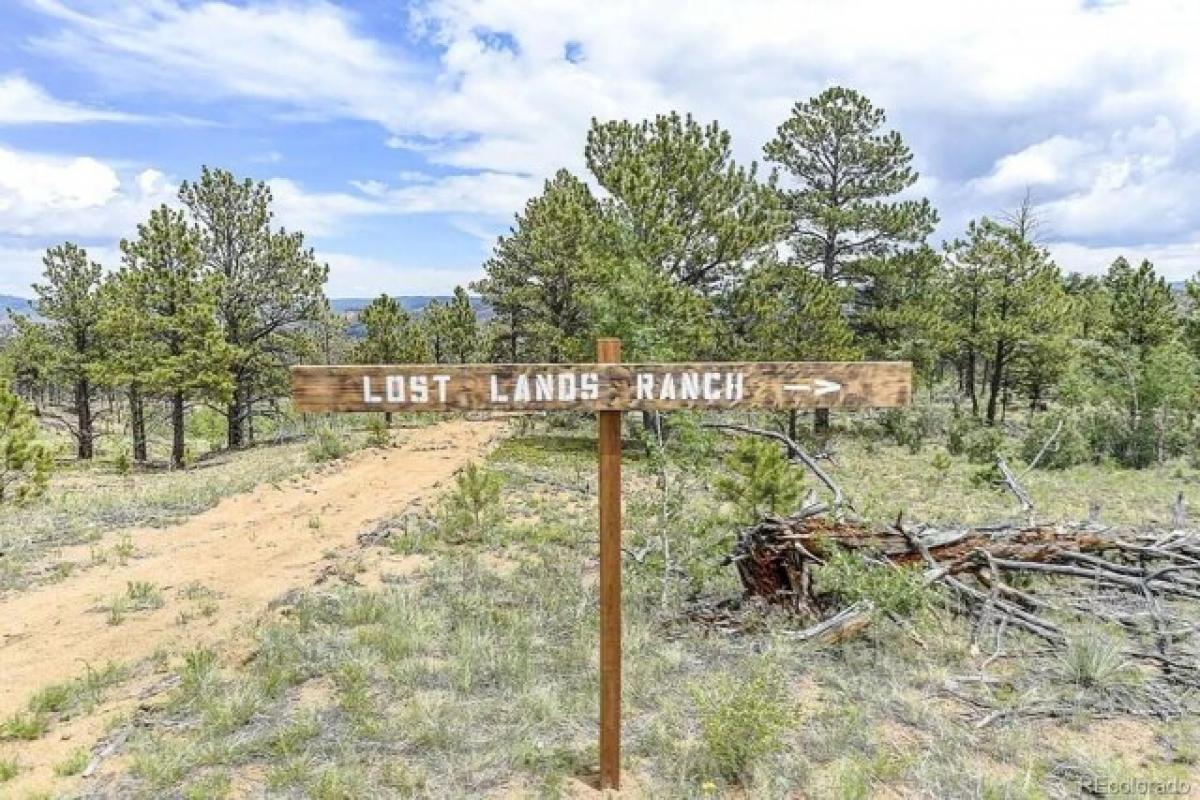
[996, 455, 1034, 512]
[703, 423, 844, 507]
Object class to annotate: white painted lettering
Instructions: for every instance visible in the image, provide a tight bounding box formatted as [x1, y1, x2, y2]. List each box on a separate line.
[636, 373, 654, 400]
[581, 372, 599, 400]
[432, 375, 450, 403]
[363, 376, 383, 404]
[703, 372, 721, 401]
[681, 372, 701, 401]
[385, 375, 406, 403]
[558, 372, 577, 402]
[514, 374, 531, 403]
[535, 374, 554, 402]
[725, 372, 744, 401]
[660, 373, 676, 401]
[490, 375, 508, 403]
[410, 376, 428, 403]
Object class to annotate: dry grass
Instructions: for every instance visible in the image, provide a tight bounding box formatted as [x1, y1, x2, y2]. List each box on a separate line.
[80, 414, 1198, 798]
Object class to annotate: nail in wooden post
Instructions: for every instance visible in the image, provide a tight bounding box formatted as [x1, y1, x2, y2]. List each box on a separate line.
[596, 337, 622, 791]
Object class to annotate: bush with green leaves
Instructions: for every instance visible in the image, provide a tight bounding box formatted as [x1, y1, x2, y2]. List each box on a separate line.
[948, 416, 1006, 464]
[306, 425, 347, 463]
[365, 415, 390, 448]
[1020, 411, 1091, 470]
[0, 384, 52, 504]
[714, 437, 806, 523]
[815, 549, 929, 617]
[691, 661, 792, 782]
[877, 405, 944, 454]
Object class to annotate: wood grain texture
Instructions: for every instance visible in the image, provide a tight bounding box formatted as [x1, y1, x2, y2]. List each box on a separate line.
[595, 339, 622, 791]
[291, 361, 911, 412]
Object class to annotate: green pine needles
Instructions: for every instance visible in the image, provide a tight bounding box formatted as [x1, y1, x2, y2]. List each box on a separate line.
[0, 384, 52, 505]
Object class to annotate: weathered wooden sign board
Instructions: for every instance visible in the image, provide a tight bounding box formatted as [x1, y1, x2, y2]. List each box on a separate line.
[291, 361, 911, 412]
[291, 346, 911, 791]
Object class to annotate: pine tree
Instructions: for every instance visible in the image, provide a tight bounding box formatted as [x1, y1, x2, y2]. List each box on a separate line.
[423, 299, 449, 363]
[732, 259, 858, 439]
[764, 87, 937, 283]
[445, 286, 478, 363]
[764, 87, 937, 432]
[945, 203, 1067, 424]
[104, 205, 232, 468]
[0, 383, 52, 504]
[179, 167, 328, 449]
[355, 295, 431, 365]
[853, 246, 954, 389]
[355, 295, 431, 427]
[586, 111, 784, 295]
[1104, 257, 1178, 352]
[32, 243, 105, 459]
[473, 170, 609, 362]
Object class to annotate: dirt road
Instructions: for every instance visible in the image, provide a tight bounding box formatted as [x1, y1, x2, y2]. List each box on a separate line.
[0, 418, 504, 794]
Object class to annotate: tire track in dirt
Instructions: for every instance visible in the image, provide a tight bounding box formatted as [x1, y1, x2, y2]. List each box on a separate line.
[0, 418, 505, 794]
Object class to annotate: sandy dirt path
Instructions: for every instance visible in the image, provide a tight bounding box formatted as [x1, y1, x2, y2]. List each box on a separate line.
[0, 418, 504, 792]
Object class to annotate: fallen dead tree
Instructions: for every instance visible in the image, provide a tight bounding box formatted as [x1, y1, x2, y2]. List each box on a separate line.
[723, 505, 1200, 686]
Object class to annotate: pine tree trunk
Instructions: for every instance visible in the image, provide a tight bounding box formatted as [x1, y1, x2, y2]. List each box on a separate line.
[171, 390, 186, 469]
[966, 348, 979, 417]
[76, 377, 94, 460]
[227, 378, 247, 449]
[130, 385, 147, 463]
[986, 341, 1004, 425]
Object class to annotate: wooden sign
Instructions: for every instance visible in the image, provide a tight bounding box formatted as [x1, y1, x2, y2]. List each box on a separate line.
[290, 361, 911, 413]
[291, 346, 912, 791]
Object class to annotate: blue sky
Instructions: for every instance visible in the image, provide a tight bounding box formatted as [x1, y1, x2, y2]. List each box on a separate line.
[2, 0, 1199, 297]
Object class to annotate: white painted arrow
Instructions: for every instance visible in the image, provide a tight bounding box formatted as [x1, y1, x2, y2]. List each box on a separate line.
[782, 379, 842, 396]
[813, 378, 841, 397]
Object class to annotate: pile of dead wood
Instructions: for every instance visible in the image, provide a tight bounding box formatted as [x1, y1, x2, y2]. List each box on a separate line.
[708, 424, 1200, 687]
[726, 506, 1200, 683]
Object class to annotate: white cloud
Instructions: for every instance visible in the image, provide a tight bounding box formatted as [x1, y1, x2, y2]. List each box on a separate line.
[0, 145, 174, 238]
[266, 178, 389, 237]
[0, 74, 144, 124]
[322, 252, 481, 296]
[16, 0, 1200, 285]
[28, 0, 423, 127]
[1049, 239, 1200, 281]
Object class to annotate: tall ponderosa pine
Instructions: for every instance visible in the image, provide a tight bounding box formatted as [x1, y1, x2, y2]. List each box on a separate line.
[1089, 258, 1192, 466]
[95, 276, 149, 462]
[764, 87, 936, 432]
[585, 111, 785, 297]
[107, 206, 231, 468]
[945, 203, 1067, 424]
[180, 167, 328, 449]
[32, 243, 105, 459]
[473, 170, 608, 362]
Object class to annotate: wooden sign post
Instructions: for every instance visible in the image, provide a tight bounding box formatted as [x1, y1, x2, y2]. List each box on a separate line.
[292, 349, 912, 792]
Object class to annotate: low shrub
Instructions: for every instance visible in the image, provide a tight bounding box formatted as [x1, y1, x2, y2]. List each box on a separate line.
[307, 426, 347, 463]
[692, 662, 791, 781]
[1020, 411, 1091, 470]
[816, 549, 930, 617]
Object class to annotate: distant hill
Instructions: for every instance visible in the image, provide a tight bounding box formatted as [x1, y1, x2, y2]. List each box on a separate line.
[331, 296, 491, 319]
[0, 295, 33, 318]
